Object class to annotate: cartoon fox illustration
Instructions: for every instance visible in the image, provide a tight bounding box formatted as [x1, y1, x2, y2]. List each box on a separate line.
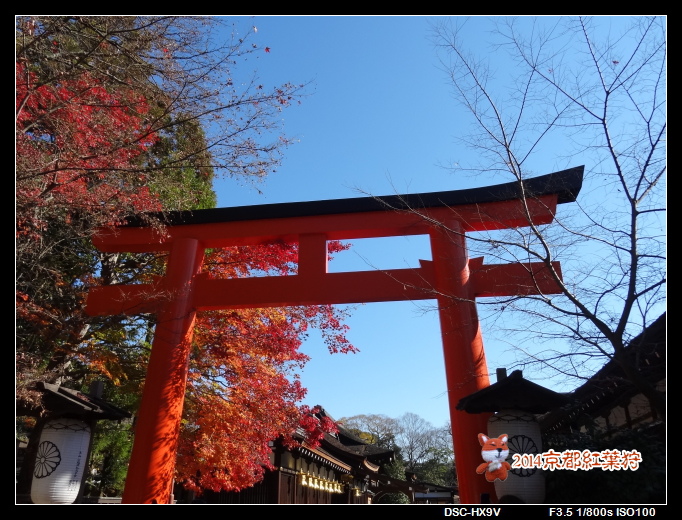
[476, 433, 511, 482]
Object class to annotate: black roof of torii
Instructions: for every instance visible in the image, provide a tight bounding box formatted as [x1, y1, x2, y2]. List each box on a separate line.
[123, 166, 584, 228]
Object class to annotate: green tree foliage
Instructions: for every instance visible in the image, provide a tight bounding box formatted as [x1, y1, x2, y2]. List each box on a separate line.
[377, 460, 411, 504]
[146, 116, 217, 211]
[416, 447, 456, 487]
[84, 422, 133, 497]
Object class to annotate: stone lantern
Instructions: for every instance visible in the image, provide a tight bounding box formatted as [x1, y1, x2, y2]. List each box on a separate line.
[457, 369, 569, 504]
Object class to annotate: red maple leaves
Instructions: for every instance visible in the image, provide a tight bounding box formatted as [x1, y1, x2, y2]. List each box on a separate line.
[16, 47, 355, 496]
[16, 61, 162, 235]
[176, 243, 355, 493]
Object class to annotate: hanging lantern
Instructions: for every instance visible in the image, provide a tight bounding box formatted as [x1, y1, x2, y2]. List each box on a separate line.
[31, 418, 91, 504]
[487, 409, 544, 504]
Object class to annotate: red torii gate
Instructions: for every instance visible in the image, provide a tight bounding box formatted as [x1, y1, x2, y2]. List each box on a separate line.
[86, 167, 583, 504]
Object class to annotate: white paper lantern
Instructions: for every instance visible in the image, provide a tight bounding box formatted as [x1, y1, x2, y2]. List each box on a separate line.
[487, 409, 545, 504]
[31, 418, 91, 504]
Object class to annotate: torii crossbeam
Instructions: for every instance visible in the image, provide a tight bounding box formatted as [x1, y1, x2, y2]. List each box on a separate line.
[86, 166, 583, 504]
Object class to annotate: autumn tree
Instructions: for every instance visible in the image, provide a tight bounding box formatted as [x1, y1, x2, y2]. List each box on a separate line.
[16, 16, 352, 498]
[428, 16, 665, 417]
[177, 243, 353, 493]
[16, 15, 303, 406]
[15, 51, 161, 415]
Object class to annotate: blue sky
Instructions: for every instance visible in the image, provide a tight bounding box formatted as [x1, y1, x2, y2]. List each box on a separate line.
[210, 16, 642, 428]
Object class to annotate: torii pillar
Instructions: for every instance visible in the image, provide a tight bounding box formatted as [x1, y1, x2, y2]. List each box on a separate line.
[86, 167, 583, 504]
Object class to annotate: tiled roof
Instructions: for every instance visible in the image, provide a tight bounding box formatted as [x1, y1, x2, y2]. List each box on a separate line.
[540, 313, 666, 432]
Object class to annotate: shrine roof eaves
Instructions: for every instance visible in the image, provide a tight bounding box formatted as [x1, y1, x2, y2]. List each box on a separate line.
[124, 166, 583, 228]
